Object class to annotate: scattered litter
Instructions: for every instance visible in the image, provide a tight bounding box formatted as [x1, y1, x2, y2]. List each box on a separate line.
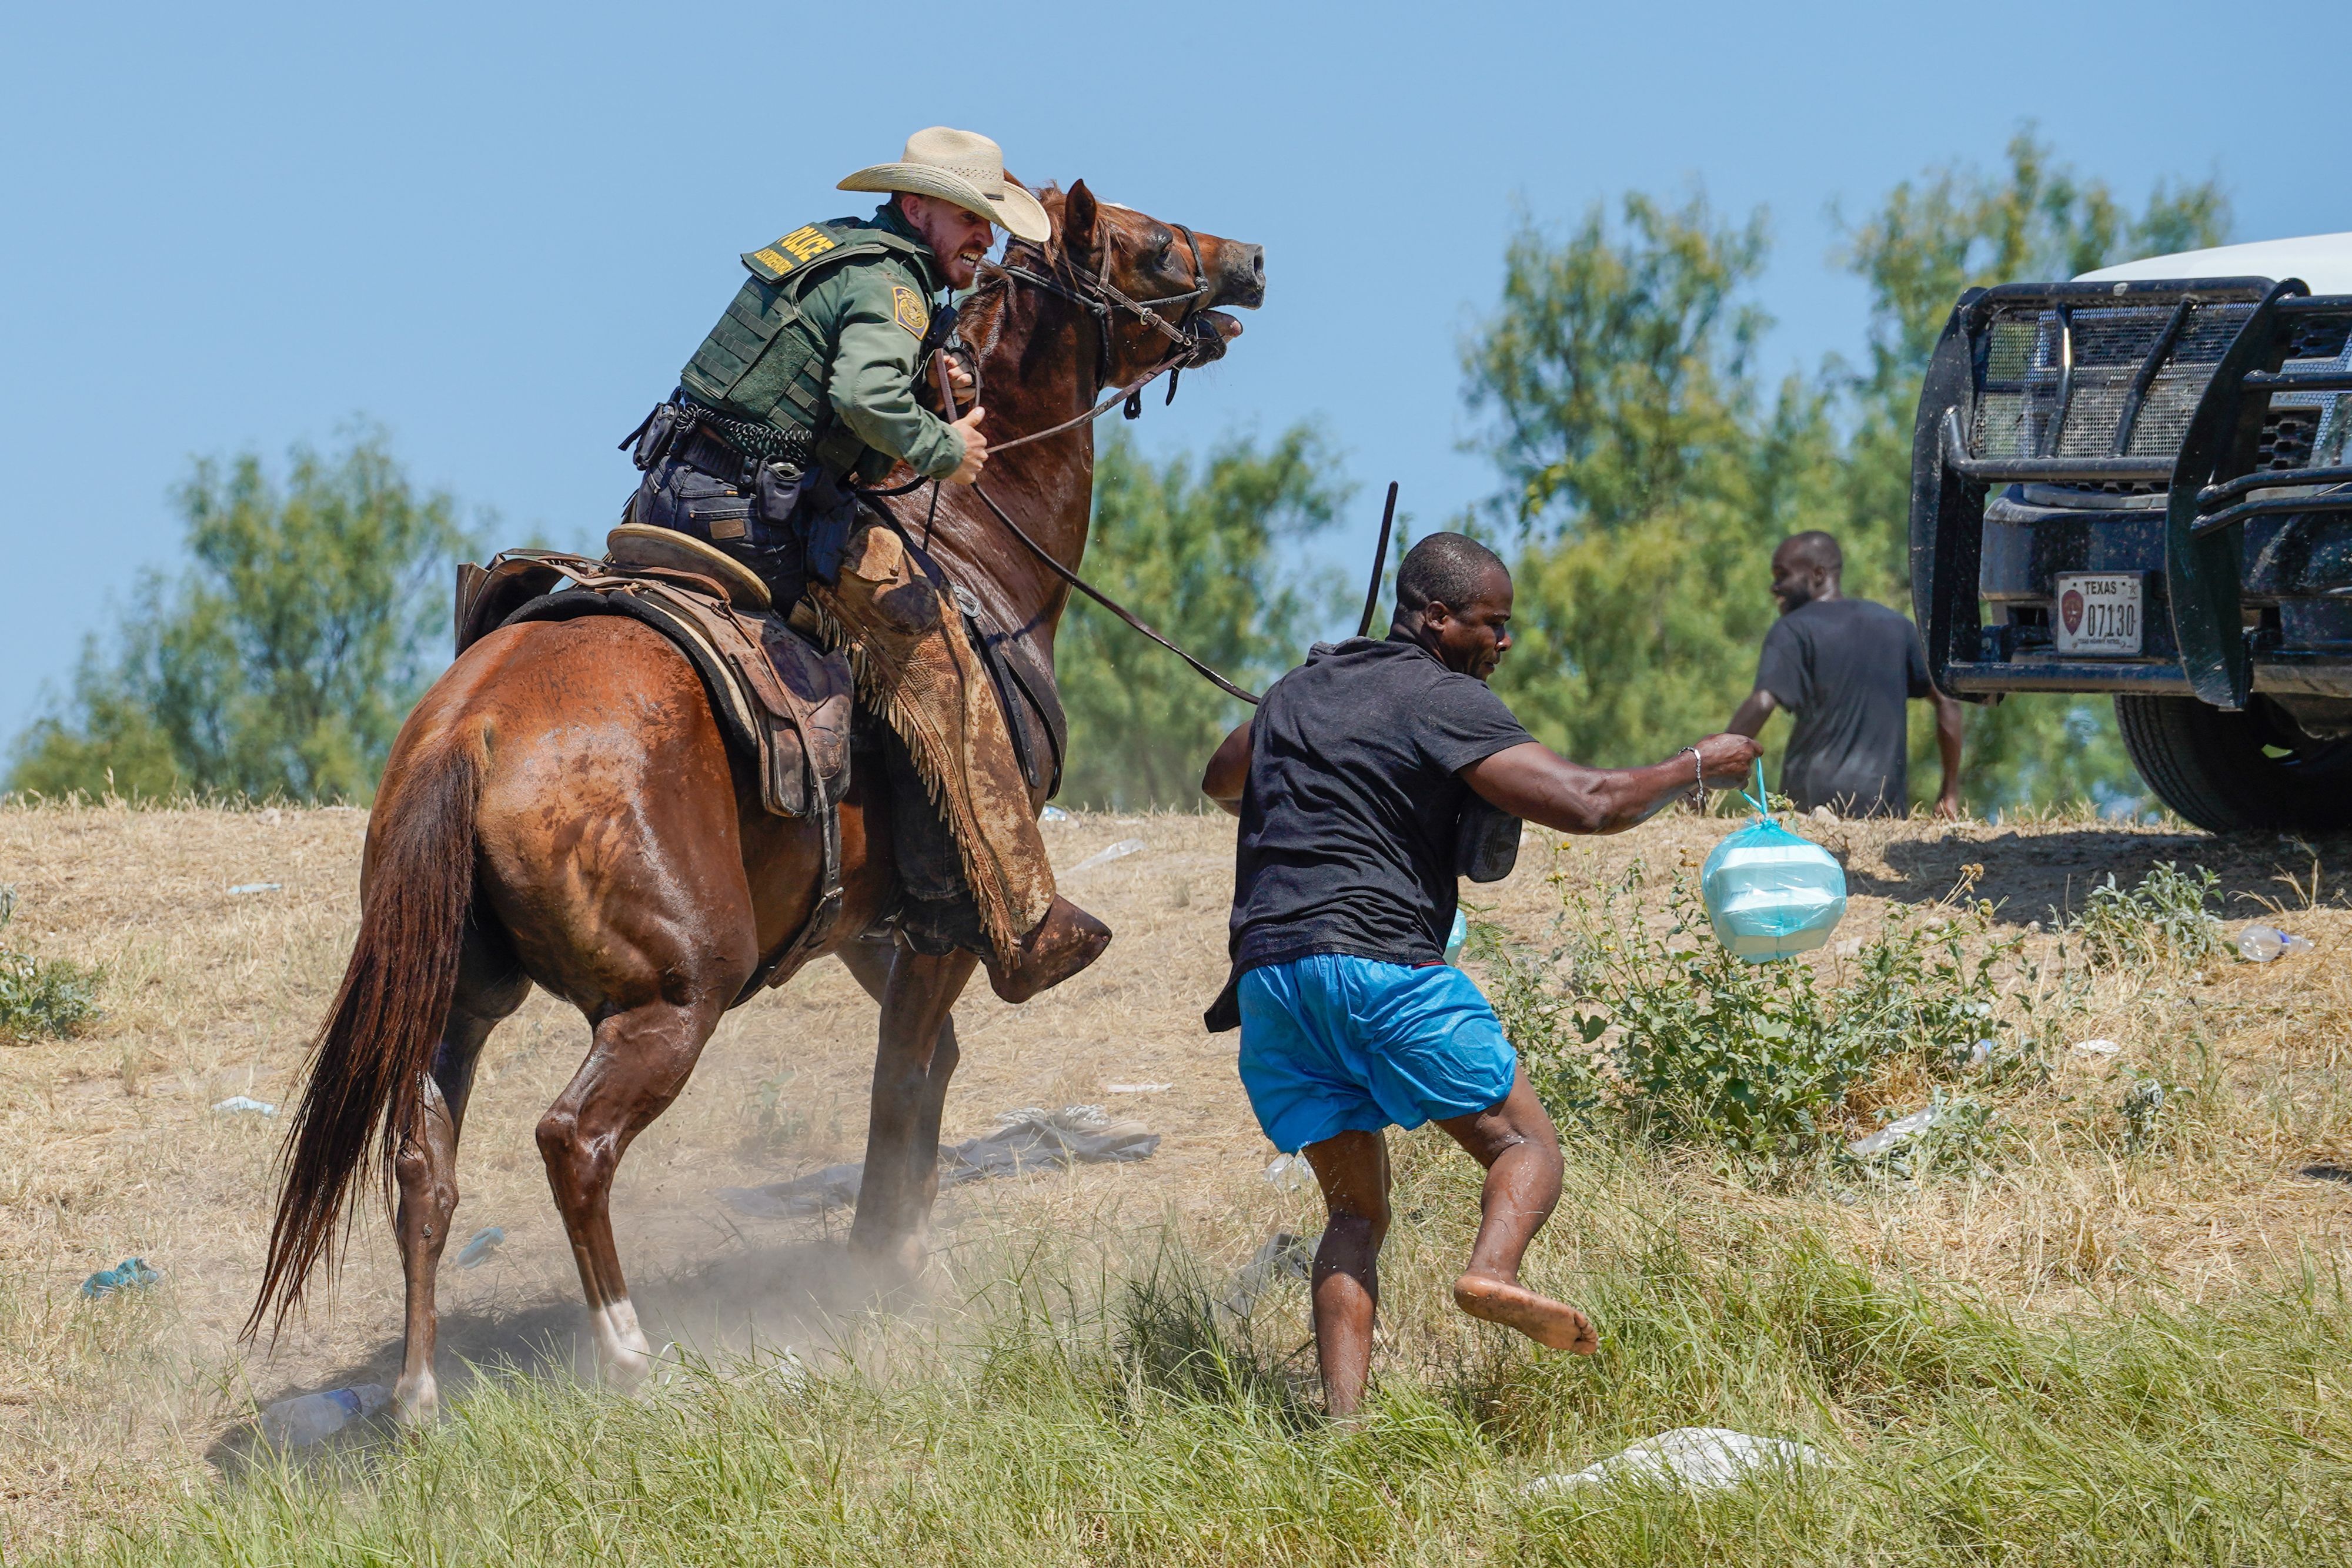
[212, 1094, 279, 1116]
[2238, 924, 2314, 963]
[1522, 1427, 1826, 1496]
[1066, 838, 1145, 874]
[1444, 909, 1468, 965]
[1106, 1082, 1172, 1094]
[1849, 1105, 1943, 1160]
[258, 1384, 389, 1449]
[1964, 1039, 1994, 1070]
[79, 1258, 159, 1299]
[717, 1105, 1158, 1218]
[2072, 1038, 2122, 1058]
[227, 883, 282, 895]
[2298, 1165, 2352, 1187]
[1221, 1230, 1317, 1319]
[455, 1226, 505, 1268]
[1264, 1152, 1314, 1193]
[1040, 805, 1073, 823]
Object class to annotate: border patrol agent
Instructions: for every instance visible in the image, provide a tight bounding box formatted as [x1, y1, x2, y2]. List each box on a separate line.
[622, 128, 1110, 1004]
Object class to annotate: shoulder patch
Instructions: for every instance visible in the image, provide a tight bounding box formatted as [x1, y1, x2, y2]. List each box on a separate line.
[744, 224, 839, 280]
[891, 285, 929, 337]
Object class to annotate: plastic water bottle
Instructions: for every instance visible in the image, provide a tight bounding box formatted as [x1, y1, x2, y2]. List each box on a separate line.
[258, 1384, 390, 1449]
[1264, 1153, 1312, 1193]
[2237, 924, 2314, 962]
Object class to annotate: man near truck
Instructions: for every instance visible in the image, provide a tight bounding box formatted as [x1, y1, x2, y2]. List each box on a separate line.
[1728, 530, 1965, 818]
[1198, 532, 1760, 1416]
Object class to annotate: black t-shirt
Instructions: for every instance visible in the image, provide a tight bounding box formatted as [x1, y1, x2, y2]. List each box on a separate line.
[1755, 597, 1930, 817]
[1223, 635, 1534, 985]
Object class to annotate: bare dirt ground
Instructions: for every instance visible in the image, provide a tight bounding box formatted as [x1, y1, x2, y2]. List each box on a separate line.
[3, 800, 2348, 1546]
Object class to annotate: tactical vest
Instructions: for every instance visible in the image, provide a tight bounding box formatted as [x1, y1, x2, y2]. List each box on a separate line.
[680, 218, 938, 480]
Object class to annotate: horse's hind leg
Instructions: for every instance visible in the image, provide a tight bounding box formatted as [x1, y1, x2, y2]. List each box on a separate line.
[846, 943, 977, 1276]
[392, 927, 529, 1425]
[536, 991, 732, 1384]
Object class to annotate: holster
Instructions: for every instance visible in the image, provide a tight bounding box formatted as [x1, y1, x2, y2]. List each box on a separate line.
[797, 468, 861, 587]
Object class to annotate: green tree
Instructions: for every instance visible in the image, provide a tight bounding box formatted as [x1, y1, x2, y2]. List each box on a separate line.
[1462, 193, 1844, 773]
[8, 429, 476, 802]
[1054, 427, 1348, 809]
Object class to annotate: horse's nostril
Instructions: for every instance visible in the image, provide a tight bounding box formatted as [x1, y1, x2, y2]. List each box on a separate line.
[1251, 248, 1265, 278]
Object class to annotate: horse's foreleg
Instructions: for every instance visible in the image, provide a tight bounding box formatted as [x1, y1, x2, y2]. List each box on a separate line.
[848, 944, 977, 1276]
[536, 994, 728, 1385]
[393, 945, 527, 1425]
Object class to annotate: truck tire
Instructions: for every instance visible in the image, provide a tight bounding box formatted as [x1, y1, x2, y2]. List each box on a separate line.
[2113, 694, 2352, 833]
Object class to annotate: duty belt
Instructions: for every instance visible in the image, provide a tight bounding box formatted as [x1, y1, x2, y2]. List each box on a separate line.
[682, 399, 818, 465]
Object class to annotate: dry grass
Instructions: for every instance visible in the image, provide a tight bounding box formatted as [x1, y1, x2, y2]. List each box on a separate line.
[1, 798, 2348, 1554]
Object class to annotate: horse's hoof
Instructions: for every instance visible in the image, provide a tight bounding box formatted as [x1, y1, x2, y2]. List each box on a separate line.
[847, 1231, 928, 1288]
[590, 1298, 655, 1386]
[392, 1373, 440, 1427]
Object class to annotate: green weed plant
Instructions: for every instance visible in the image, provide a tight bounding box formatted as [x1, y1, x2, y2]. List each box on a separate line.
[1493, 862, 2054, 1168]
[0, 885, 101, 1044]
[2065, 861, 2224, 971]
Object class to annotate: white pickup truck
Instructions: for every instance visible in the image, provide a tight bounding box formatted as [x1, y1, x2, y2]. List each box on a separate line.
[1909, 232, 2352, 830]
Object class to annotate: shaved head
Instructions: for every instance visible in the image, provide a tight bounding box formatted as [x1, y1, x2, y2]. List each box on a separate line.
[1778, 530, 1843, 575]
[1392, 532, 1515, 680]
[1396, 533, 1507, 620]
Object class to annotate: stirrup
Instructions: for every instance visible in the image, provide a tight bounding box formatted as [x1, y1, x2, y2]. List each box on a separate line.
[607, 524, 771, 613]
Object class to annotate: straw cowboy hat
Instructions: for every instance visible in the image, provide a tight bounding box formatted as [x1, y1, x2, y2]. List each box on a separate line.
[838, 126, 1052, 245]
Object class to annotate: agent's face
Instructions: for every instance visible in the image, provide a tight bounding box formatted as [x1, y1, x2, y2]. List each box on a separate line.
[900, 195, 996, 288]
[1425, 565, 1515, 680]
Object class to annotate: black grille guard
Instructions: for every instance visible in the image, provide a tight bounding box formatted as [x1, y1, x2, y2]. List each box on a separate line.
[1912, 276, 2352, 709]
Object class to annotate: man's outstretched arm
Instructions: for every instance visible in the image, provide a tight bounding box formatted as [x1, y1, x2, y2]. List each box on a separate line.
[1201, 720, 1252, 818]
[1462, 734, 1760, 835]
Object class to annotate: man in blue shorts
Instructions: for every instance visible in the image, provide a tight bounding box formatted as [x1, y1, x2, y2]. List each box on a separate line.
[1200, 533, 1760, 1415]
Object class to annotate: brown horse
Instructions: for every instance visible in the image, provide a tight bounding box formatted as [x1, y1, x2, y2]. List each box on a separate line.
[250, 181, 1265, 1422]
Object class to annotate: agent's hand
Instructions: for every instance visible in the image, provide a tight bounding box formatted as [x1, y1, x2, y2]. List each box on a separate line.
[947, 406, 988, 485]
[945, 358, 976, 399]
[1693, 732, 1763, 788]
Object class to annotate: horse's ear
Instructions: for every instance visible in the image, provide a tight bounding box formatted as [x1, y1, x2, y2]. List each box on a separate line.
[1063, 179, 1099, 255]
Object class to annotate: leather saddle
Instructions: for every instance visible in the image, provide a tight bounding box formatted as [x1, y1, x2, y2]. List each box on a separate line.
[454, 529, 857, 999]
[455, 527, 853, 821]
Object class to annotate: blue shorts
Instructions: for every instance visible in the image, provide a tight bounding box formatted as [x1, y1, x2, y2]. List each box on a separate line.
[1236, 954, 1519, 1154]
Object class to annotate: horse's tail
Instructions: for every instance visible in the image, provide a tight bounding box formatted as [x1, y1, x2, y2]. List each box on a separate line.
[246, 734, 482, 1341]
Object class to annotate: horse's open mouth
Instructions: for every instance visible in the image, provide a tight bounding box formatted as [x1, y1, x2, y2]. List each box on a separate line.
[1199, 309, 1243, 342]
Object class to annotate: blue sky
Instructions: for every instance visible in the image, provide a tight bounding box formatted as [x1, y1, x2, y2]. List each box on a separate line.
[4, 0, 2344, 744]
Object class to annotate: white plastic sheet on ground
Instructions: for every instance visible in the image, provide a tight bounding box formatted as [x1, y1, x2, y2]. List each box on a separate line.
[716, 1105, 1158, 1218]
[1521, 1427, 1826, 1496]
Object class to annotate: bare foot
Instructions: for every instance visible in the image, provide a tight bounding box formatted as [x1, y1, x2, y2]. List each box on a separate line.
[1452, 1272, 1599, 1353]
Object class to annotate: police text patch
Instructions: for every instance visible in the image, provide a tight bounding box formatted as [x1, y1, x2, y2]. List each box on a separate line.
[749, 225, 837, 276]
[892, 285, 929, 336]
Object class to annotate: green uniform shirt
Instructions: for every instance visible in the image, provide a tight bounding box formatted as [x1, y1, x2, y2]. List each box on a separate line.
[680, 203, 965, 483]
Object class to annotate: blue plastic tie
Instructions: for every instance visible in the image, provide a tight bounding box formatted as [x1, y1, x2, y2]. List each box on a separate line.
[1740, 758, 1770, 820]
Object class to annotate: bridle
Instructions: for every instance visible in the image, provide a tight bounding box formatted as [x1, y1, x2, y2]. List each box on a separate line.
[973, 220, 1232, 445]
[862, 212, 1267, 705]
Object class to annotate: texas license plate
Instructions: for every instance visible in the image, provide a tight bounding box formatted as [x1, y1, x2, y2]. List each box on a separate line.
[2054, 573, 2144, 655]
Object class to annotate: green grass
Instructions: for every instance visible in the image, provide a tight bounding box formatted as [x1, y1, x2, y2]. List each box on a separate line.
[44, 1136, 2352, 1567]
